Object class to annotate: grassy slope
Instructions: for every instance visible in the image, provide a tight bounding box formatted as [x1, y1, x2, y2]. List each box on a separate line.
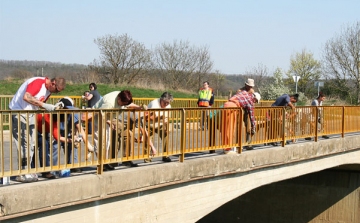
[0, 79, 197, 98]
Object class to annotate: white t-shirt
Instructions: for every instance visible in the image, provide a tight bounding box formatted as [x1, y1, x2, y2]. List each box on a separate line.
[147, 98, 171, 128]
[9, 77, 51, 110]
[94, 91, 121, 109]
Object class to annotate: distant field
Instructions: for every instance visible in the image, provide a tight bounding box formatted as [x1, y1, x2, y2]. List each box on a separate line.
[0, 79, 198, 98]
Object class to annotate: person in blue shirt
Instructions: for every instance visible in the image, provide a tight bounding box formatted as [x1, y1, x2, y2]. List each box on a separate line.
[271, 93, 299, 109]
[269, 93, 299, 146]
[55, 97, 88, 173]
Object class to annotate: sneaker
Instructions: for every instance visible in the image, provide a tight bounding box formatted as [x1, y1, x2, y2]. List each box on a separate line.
[122, 161, 138, 167]
[162, 156, 172, 162]
[244, 146, 253, 150]
[42, 172, 56, 179]
[322, 135, 330, 139]
[70, 168, 82, 173]
[144, 158, 152, 163]
[103, 164, 115, 171]
[30, 173, 39, 182]
[15, 174, 38, 183]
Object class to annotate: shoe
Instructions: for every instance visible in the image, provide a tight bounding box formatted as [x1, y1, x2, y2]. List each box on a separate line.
[270, 142, 279, 146]
[42, 172, 56, 179]
[15, 174, 38, 183]
[162, 156, 172, 162]
[244, 146, 253, 150]
[144, 158, 152, 163]
[305, 137, 312, 141]
[123, 161, 138, 167]
[103, 164, 115, 171]
[30, 173, 39, 182]
[209, 150, 216, 153]
[70, 168, 82, 173]
[322, 135, 330, 139]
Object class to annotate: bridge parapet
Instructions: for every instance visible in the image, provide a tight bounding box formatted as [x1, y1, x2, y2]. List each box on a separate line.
[1, 135, 360, 221]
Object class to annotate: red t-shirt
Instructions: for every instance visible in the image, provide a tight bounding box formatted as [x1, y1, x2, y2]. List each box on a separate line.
[36, 113, 60, 141]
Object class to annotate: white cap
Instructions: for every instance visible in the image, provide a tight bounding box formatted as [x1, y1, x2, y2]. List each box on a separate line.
[253, 92, 261, 103]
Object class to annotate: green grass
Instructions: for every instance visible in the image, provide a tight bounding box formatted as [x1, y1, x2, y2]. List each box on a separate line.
[0, 79, 197, 98]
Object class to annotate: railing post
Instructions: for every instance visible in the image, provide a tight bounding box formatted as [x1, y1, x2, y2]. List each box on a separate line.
[314, 107, 319, 142]
[96, 110, 104, 174]
[237, 108, 243, 153]
[180, 108, 186, 162]
[341, 106, 345, 138]
[281, 108, 286, 146]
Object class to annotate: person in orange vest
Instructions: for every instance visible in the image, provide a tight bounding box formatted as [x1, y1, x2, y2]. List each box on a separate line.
[197, 81, 214, 130]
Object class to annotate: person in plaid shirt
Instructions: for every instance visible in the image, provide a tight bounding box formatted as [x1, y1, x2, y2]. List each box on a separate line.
[221, 79, 257, 154]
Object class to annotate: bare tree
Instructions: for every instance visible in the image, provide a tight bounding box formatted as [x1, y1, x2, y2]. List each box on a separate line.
[207, 70, 225, 96]
[94, 33, 152, 85]
[154, 40, 213, 90]
[286, 49, 322, 96]
[323, 21, 360, 104]
[244, 63, 269, 94]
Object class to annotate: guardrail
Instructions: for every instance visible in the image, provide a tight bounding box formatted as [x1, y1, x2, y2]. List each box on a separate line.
[1, 105, 359, 181]
[0, 95, 274, 128]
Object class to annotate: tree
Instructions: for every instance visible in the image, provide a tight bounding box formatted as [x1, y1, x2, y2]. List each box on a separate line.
[323, 21, 360, 104]
[261, 67, 290, 100]
[286, 49, 322, 96]
[244, 63, 269, 94]
[154, 40, 213, 90]
[207, 70, 225, 96]
[94, 33, 152, 85]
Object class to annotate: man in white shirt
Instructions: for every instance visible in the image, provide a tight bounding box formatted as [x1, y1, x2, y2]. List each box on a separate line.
[90, 90, 143, 169]
[9, 76, 65, 183]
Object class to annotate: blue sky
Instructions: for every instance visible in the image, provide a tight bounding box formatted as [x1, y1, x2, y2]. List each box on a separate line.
[0, 0, 359, 74]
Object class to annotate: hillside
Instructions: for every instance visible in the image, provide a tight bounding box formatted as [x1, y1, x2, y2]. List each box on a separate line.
[0, 79, 198, 99]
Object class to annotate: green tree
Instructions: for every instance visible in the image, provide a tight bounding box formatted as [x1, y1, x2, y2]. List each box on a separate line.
[262, 68, 290, 100]
[323, 21, 360, 104]
[286, 49, 321, 96]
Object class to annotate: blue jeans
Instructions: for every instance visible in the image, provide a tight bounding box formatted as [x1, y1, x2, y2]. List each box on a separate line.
[53, 140, 78, 164]
[37, 132, 58, 167]
[88, 122, 92, 134]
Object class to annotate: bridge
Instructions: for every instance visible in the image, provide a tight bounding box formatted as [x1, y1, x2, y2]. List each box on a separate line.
[1, 135, 359, 222]
[0, 97, 360, 222]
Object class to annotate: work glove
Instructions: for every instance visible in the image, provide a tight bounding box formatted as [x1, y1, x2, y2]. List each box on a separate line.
[42, 103, 56, 111]
[54, 102, 64, 110]
[73, 136, 83, 148]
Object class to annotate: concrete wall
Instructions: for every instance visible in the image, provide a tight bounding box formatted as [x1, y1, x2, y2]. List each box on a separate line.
[1, 136, 360, 222]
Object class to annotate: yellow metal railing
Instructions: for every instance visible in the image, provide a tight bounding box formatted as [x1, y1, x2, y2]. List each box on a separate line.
[1, 105, 360, 179]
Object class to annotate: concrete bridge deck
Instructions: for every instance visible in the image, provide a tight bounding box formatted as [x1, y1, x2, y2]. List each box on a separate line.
[1, 134, 360, 222]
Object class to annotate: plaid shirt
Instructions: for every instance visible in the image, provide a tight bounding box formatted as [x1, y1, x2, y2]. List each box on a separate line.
[229, 91, 256, 132]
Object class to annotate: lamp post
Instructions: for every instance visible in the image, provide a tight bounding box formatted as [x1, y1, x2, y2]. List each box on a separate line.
[292, 76, 300, 93]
